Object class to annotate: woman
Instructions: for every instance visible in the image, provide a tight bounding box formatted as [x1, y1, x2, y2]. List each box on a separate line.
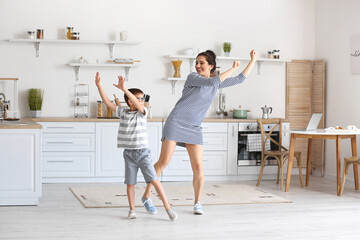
[142, 49, 257, 215]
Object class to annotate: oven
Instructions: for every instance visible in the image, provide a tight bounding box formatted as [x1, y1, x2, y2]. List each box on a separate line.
[237, 122, 280, 166]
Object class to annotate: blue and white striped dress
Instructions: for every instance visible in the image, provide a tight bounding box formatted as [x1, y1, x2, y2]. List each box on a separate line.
[162, 72, 246, 147]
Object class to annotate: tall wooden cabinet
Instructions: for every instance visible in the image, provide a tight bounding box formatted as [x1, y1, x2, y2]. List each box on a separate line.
[286, 60, 326, 175]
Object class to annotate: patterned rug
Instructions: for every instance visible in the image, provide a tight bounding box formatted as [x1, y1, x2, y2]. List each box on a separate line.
[70, 182, 292, 208]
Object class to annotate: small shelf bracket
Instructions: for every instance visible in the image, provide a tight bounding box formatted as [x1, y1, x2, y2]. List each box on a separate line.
[109, 43, 115, 59]
[124, 67, 130, 81]
[35, 42, 40, 58]
[75, 66, 80, 81]
[190, 58, 195, 70]
[171, 80, 177, 95]
[256, 61, 263, 75]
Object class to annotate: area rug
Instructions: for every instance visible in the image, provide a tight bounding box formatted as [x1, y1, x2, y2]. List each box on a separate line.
[70, 183, 292, 208]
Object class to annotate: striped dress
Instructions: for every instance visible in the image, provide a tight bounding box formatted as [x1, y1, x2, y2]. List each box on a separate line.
[162, 72, 246, 147]
[116, 107, 149, 149]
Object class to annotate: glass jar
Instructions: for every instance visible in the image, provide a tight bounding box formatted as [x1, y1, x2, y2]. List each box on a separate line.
[27, 31, 35, 39]
[66, 27, 73, 40]
[267, 51, 273, 59]
[72, 32, 80, 40]
[36, 29, 44, 39]
[97, 101, 104, 117]
[273, 50, 280, 59]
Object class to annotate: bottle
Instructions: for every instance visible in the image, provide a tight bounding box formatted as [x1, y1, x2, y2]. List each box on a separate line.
[36, 29, 42, 39]
[97, 101, 104, 117]
[76, 98, 80, 106]
[66, 27, 73, 40]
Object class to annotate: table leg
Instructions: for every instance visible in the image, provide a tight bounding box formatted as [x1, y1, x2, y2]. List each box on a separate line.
[285, 134, 296, 192]
[306, 139, 312, 187]
[351, 135, 359, 190]
[336, 136, 341, 196]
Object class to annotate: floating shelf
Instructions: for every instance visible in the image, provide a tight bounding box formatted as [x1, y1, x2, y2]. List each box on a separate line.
[8, 39, 141, 58]
[167, 55, 291, 75]
[69, 62, 142, 81]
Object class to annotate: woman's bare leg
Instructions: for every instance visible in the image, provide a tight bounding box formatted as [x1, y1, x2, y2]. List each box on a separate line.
[143, 139, 177, 199]
[186, 144, 204, 204]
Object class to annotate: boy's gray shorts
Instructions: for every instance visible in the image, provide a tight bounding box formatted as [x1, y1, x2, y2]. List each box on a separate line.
[123, 148, 158, 185]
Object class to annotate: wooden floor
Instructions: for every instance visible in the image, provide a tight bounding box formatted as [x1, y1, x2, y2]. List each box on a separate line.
[1, 176, 360, 240]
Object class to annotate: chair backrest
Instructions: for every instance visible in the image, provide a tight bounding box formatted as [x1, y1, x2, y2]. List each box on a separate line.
[257, 118, 287, 153]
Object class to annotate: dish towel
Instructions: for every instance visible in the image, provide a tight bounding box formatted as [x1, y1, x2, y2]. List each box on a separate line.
[246, 134, 271, 152]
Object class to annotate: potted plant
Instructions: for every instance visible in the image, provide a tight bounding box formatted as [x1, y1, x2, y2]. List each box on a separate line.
[27, 88, 44, 118]
[223, 42, 232, 57]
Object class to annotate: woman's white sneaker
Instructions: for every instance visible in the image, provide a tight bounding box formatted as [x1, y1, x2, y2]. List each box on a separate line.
[128, 210, 137, 219]
[193, 202, 204, 215]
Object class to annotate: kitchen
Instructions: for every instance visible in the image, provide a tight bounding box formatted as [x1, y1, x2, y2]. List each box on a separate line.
[1, 0, 360, 239]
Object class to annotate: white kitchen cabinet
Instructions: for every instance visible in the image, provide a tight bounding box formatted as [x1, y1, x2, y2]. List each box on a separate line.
[0, 129, 41, 205]
[95, 122, 162, 178]
[41, 122, 96, 181]
[163, 123, 228, 177]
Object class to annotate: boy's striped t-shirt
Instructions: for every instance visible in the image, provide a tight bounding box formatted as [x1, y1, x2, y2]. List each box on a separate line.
[116, 106, 148, 149]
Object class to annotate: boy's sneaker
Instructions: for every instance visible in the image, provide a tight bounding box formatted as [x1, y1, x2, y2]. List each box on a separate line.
[194, 202, 204, 215]
[166, 208, 178, 221]
[128, 210, 137, 219]
[141, 196, 157, 214]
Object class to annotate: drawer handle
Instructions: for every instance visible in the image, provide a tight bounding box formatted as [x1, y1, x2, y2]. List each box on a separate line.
[47, 127, 74, 129]
[46, 160, 74, 163]
[46, 141, 74, 144]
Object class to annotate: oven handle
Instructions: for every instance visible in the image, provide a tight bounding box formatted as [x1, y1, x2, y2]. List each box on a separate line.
[240, 134, 277, 137]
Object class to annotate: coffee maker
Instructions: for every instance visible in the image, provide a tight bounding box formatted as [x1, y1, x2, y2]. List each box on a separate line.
[261, 105, 272, 119]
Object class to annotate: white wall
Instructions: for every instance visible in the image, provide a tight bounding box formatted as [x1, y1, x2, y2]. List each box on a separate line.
[0, 0, 315, 118]
[315, 0, 360, 178]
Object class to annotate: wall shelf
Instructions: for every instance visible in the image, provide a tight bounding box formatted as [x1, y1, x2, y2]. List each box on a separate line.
[8, 39, 141, 58]
[69, 63, 142, 81]
[167, 55, 291, 75]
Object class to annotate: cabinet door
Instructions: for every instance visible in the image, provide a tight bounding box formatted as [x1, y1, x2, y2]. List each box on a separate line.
[96, 122, 124, 177]
[95, 122, 162, 177]
[164, 151, 227, 176]
[0, 130, 41, 204]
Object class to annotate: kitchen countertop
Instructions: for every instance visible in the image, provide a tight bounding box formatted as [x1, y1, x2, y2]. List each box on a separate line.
[0, 118, 42, 129]
[31, 117, 287, 123]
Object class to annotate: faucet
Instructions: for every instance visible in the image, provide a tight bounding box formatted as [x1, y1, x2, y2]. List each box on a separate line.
[0, 93, 5, 122]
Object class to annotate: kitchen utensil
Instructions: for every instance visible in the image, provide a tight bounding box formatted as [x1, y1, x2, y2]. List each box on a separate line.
[113, 94, 121, 106]
[261, 105, 272, 119]
[231, 105, 250, 119]
[215, 91, 227, 118]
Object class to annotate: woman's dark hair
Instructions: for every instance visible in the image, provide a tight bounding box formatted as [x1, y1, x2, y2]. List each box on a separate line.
[124, 88, 144, 106]
[197, 50, 217, 74]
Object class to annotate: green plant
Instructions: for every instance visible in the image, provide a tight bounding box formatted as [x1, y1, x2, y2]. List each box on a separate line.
[223, 42, 232, 52]
[27, 88, 44, 110]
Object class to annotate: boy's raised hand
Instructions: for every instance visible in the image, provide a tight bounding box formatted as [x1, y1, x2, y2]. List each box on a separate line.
[232, 61, 240, 69]
[95, 72, 101, 87]
[113, 75, 126, 91]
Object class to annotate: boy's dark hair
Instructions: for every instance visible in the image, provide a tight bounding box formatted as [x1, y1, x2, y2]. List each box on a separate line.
[124, 88, 144, 106]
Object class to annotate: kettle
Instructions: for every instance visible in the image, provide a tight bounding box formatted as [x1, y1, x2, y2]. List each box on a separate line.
[261, 105, 272, 119]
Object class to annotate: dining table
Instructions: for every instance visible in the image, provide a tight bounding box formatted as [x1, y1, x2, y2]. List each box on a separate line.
[285, 129, 360, 196]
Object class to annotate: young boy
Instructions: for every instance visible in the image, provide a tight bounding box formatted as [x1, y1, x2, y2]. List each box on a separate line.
[95, 72, 177, 221]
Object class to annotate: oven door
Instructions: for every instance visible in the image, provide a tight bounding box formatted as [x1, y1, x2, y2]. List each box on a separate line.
[237, 131, 280, 166]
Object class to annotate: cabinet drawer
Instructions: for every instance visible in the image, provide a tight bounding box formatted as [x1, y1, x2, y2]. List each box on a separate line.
[43, 134, 95, 151]
[175, 133, 227, 151]
[201, 123, 227, 133]
[42, 152, 94, 177]
[165, 151, 227, 176]
[41, 122, 95, 133]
